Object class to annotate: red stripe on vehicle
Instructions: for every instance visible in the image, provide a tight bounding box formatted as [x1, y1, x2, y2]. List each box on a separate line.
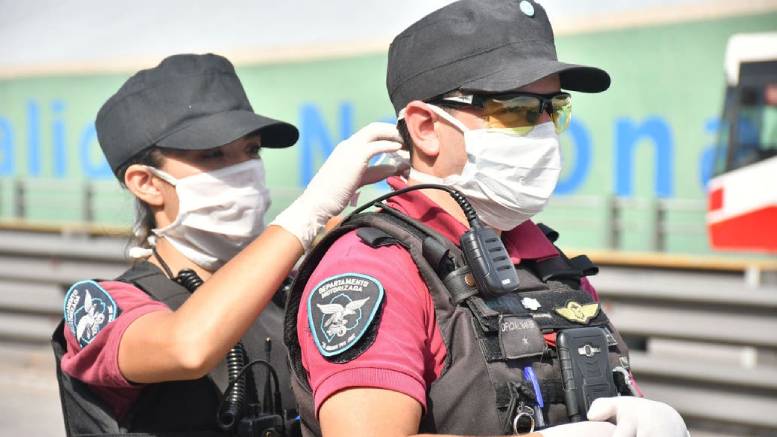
[709, 206, 777, 253]
[708, 188, 724, 212]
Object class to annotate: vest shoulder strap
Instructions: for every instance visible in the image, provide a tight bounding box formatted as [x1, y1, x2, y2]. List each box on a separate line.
[526, 223, 600, 284]
[285, 209, 463, 389]
[116, 261, 191, 310]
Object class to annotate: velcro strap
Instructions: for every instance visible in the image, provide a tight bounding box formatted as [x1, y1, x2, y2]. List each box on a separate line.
[495, 381, 537, 409]
[422, 236, 455, 277]
[466, 297, 501, 332]
[569, 255, 599, 277]
[356, 227, 402, 248]
[442, 266, 479, 305]
[479, 335, 505, 362]
[531, 256, 581, 282]
[497, 380, 566, 409]
[495, 378, 565, 409]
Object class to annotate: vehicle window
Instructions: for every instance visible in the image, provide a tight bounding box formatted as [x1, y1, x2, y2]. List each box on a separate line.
[731, 83, 777, 170]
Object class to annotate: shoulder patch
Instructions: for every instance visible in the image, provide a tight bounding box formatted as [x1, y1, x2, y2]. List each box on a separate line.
[64, 280, 121, 348]
[307, 273, 385, 358]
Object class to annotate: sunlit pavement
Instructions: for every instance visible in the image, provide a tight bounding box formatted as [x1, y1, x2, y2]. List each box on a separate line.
[0, 343, 63, 436]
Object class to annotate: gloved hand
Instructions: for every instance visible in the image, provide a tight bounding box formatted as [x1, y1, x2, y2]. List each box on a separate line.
[538, 421, 616, 436]
[587, 396, 689, 437]
[272, 122, 403, 248]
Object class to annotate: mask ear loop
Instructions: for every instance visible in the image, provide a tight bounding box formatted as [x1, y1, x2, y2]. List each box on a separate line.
[127, 166, 179, 260]
[425, 104, 470, 133]
[397, 104, 470, 133]
[151, 246, 177, 279]
[141, 165, 187, 239]
[128, 245, 153, 259]
[404, 104, 475, 186]
[407, 168, 447, 184]
[127, 234, 160, 260]
[144, 165, 179, 186]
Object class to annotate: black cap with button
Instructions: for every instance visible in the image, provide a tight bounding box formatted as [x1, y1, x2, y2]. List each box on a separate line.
[96, 53, 299, 176]
[386, 0, 611, 114]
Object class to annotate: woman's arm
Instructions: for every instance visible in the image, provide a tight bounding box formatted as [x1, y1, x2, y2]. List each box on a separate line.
[118, 122, 403, 383]
[118, 225, 303, 382]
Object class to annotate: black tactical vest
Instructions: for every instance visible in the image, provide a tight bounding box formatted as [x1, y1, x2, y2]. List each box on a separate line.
[285, 211, 632, 436]
[52, 261, 295, 437]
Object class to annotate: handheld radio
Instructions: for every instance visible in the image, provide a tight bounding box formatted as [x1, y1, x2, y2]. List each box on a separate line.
[347, 183, 520, 296]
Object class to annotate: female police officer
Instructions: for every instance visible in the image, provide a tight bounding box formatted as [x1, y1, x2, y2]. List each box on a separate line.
[51, 53, 403, 436]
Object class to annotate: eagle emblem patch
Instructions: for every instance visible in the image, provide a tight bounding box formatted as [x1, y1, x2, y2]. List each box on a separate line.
[307, 273, 384, 357]
[554, 301, 599, 324]
[64, 280, 120, 348]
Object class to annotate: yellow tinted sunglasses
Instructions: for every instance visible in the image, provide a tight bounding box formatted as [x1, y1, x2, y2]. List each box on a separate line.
[430, 92, 572, 134]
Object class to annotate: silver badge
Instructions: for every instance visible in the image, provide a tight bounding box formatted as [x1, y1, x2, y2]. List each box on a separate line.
[577, 344, 601, 358]
[521, 297, 542, 311]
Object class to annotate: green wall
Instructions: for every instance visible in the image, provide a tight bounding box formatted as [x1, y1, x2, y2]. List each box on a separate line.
[1, 12, 776, 253]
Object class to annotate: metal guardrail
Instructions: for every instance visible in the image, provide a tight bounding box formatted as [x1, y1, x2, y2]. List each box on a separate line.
[0, 228, 776, 434]
[544, 195, 708, 252]
[0, 230, 129, 345]
[595, 266, 777, 435]
[5, 178, 104, 223]
[0, 178, 710, 252]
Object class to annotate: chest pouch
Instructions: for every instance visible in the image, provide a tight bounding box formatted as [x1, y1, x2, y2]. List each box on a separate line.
[557, 327, 618, 422]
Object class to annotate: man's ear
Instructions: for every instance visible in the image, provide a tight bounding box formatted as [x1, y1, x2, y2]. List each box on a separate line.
[124, 164, 165, 207]
[404, 101, 441, 159]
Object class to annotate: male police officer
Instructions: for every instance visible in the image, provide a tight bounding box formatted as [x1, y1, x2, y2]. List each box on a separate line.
[285, 1, 688, 436]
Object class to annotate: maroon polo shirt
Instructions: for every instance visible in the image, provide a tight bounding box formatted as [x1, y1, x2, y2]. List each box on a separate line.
[298, 177, 598, 415]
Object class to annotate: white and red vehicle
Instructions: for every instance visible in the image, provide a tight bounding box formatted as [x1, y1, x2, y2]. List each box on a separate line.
[707, 33, 777, 253]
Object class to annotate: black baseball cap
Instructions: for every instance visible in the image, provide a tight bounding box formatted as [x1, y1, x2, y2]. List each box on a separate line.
[96, 53, 299, 176]
[387, 0, 611, 114]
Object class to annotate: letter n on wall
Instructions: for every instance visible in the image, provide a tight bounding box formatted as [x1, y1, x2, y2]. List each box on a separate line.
[615, 116, 674, 197]
[298, 102, 354, 187]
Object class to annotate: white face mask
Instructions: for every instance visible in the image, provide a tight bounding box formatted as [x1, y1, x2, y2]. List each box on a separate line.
[410, 105, 562, 231]
[148, 159, 271, 270]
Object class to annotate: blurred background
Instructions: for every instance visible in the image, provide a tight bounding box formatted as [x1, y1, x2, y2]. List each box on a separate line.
[0, 0, 776, 435]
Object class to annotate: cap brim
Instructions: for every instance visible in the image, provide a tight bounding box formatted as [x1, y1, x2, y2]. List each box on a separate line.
[459, 59, 611, 94]
[156, 110, 299, 151]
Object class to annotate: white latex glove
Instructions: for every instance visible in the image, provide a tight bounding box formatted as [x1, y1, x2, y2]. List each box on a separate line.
[539, 421, 616, 437]
[587, 396, 689, 437]
[271, 122, 403, 248]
